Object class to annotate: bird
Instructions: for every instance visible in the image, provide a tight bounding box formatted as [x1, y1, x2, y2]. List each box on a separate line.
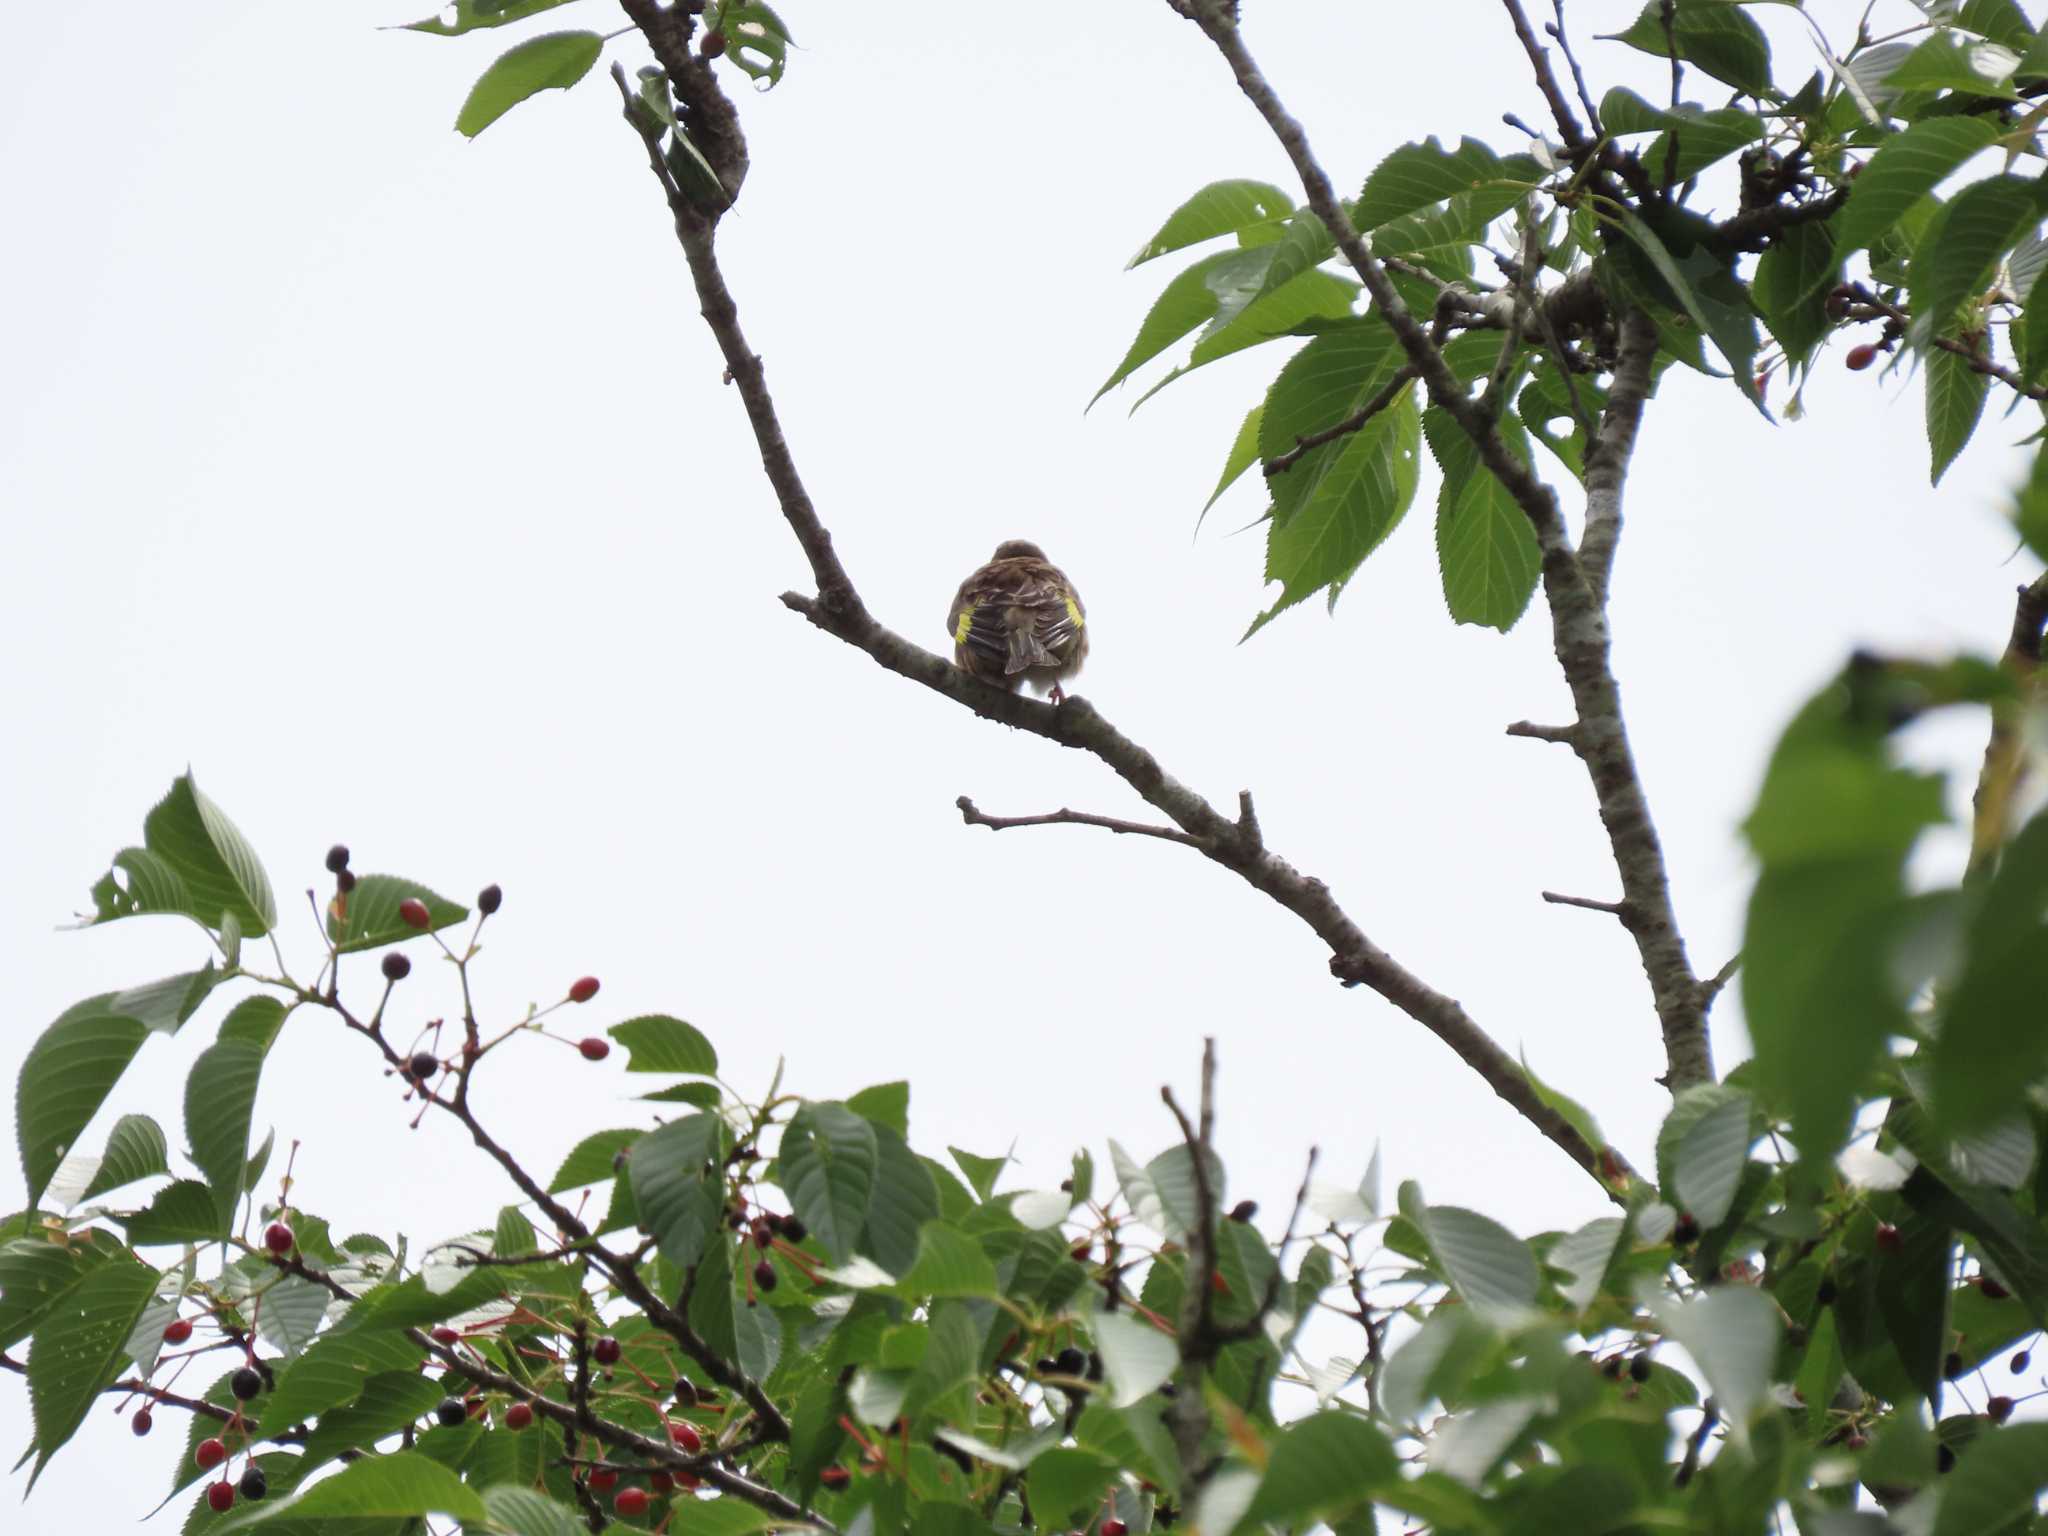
[946, 540, 1088, 703]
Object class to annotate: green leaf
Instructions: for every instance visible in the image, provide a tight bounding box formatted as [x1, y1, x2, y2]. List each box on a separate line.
[1752, 218, 1839, 358]
[255, 1275, 330, 1360]
[1092, 1307, 1178, 1408]
[900, 1222, 1000, 1298]
[1095, 249, 1269, 404]
[1910, 174, 2041, 334]
[1958, 0, 2034, 50]
[224, 1448, 486, 1526]
[24, 1249, 155, 1485]
[1605, 0, 1773, 95]
[1878, 1206, 1953, 1401]
[1932, 811, 2048, 1131]
[1420, 1206, 1539, 1317]
[606, 1014, 717, 1075]
[1027, 1448, 1118, 1528]
[900, 1300, 981, 1423]
[548, 1128, 643, 1192]
[1886, 30, 2021, 97]
[1424, 407, 1541, 631]
[781, 1103, 879, 1263]
[628, 1113, 727, 1270]
[1249, 1410, 1399, 1523]
[637, 1080, 722, 1107]
[148, 774, 275, 935]
[712, 3, 793, 87]
[1550, 1217, 1624, 1311]
[864, 1128, 941, 1277]
[17, 998, 156, 1211]
[948, 1147, 1007, 1201]
[1836, 117, 2001, 259]
[1128, 180, 1293, 267]
[327, 874, 468, 953]
[455, 31, 604, 139]
[480, 1486, 584, 1536]
[1931, 1423, 2048, 1536]
[399, 0, 589, 36]
[493, 1205, 536, 1259]
[845, 1081, 909, 1138]
[1599, 91, 1768, 184]
[216, 996, 291, 1054]
[1143, 1143, 1224, 1241]
[120, 1179, 224, 1245]
[1356, 137, 1510, 229]
[1926, 341, 1991, 486]
[1655, 1085, 1751, 1221]
[185, 1040, 263, 1230]
[1201, 403, 1265, 527]
[0, 1230, 127, 1351]
[1673, 1092, 1756, 1230]
[1642, 1283, 1779, 1450]
[265, 1324, 425, 1434]
[78, 1114, 170, 1202]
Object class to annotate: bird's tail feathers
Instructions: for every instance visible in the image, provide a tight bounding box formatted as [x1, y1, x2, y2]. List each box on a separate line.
[1004, 617, 1056, 675]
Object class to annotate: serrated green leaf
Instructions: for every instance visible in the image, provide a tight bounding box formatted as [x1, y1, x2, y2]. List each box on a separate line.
[864, 1127, 940, 1277]
[1931, 811, 2048, 1131]
[1886, 30, 2021, 97]
[547, 1128, 643, 1192]
[1356, 137, 1509, 229]
[1836, 117, 2002, 258]
[1425, 407, 1541, 631]
[0, 1231, 127, 1351]
[1128, 180, 1293, 267]
[1421, 1206, 1539, 1317]
[782, 1104, 878, 1264]
[24, 1250, 156, 1486]
[398, 0, 588, 36]
[845, 1081, 909, 1138]
[1249, 1409, 1398, 1523]
[1550, 1217, 1624, 1311]
[1640, 1282, 1779, 1451]
[1672, 1091, 1757, 1228]
[120, 1179, 224, 1246]
[607, 1014, 717, 1075]
[265, 1325, 425, 1433]
[480, 1485, 584, 1536]
[17, 998, 156, 1211]
[1026, 1448, 1117, 1529]
[255, 1274, 331, 1360]
[1930, 1422, 2048, 1536]
[1926, 341, 1991, 486]
[1201, 402, 1265, 529]
[455, 31, 603, 139]
[1605, 0, 1773, 95]
[216, 996, 291, 1055]
[1091, 1307, 1178, 1408]
[222, 1448, 485, 1526]
[184, 1040, 263, 1231]
[1911, 174, 2041, 335]
[629, 1113, 726, 1271]
[900, 1222, 999, 1298]
[327, 874, 467, 954]
[78, 1114, 170, 1202]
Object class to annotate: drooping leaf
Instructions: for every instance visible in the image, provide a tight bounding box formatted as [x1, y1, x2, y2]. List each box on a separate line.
[454, 31, 604, 139]
[184, 1039, 264, 1231]
[263, 1319, 426, 1429]
[225, 1447, 486, 1524]
[780, 1103, 878, 1263]
[1640, 1282, 1780, 1451]
[77, 1114, 170, 1203]
[1420, 1206, 1539, 1318]
[24, 1250, 156, 1485]
[1909, 174, 2042, 335]
[1202, 402, 1266, 527]
[628, 1113, 727, 1271]
[119, 1179, 225, 1246]
[0, 1230, 128, 1351]
[1248, 1410, 1399, 1523]
[1128, 180, 1293, 267]
[1926, 341, 1991, 486]
[863, 1126, 941, 1277]
[1424, 406, 1541, 631]
[17, 999, 157, 1211]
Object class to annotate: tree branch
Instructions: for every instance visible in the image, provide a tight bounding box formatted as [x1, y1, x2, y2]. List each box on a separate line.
[1167, 1, 1714, 1094]
[956, 796, 1201, 847]
[1578, 306, 1658, 604]
[1968, 568, 2048, 876]
[1499, 0, 1588, 150]
[1264, 365, 1418, 476]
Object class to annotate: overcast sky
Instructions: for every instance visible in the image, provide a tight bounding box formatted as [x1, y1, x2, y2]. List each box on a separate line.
[3, 1, 2039, 1526]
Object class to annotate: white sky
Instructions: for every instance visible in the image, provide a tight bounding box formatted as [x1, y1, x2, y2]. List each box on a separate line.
[2, 1, 2039, 1526]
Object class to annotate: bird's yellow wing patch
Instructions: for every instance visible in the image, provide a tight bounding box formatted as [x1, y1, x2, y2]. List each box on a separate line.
[954, 604, 977, 645]
[1064, 597, 1084, 630]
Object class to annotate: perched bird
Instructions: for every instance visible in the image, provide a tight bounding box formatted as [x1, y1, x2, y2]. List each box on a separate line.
[947, 540, 1088, 703]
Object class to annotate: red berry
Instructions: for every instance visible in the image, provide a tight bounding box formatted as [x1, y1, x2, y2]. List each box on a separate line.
[195, 1438, 227, 1470]
[132, 1409, 153, 1437]
[504, 1401, 534, 1430]
[753, 1259, 778, 1292]
[1980, 1276, 2011, 1301]
[589, 1469, 619, 1492]
[677, 1472, 701, 1491]
[1988, 1395, 2015, 1423]
[1846, 342, 1879, 372]
[820, 1465, 851, 1488]
[650, 1471, 676, 1493]
[700, 29, 727, 57]
[399, 897, 432, 930]
[569, 976, 601, 1004]
[163, 1317, 193, 1345]
[592, 1335, 622, 1365]
[1103, 1522, 1128, 1536]
[579, 1037, 611, 1062]
[671, 1422, 702, 1453]
[207, 1481, 236, 1513]
[1875, 1222, 1903, 1254]
[265, 1222, 294, 1256]
[615, 1487, 650, 1516]
[431, 1326, 460, 1345]
[382, 951, 412, 982]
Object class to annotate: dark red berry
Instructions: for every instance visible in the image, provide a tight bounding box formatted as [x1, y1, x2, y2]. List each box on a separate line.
[1875, 1223, 1903, 1254]
[195, 1438, 227, 1470]
[504, 1401, 534, 1430]
[615, 1487, 650, 1516]
[1846, 342, 1879, 371]
[1601, 1355, 1625, 1379]
[1943, 1351, 1965, 1380]
[478, 883, 502, 915]
[752, 1221, 774, 1250]
[671, 1421, 702, 1453]
[753, 1259, 777, 1292]
[207, 1481, 236, 1513]
[1825, 284, 1855, 320]
[779, 1215, 805, 1243]
[325, 844, 351, 874]
[435, 1395, 469, 1428]
[579, 1037, 611, 1061]
[231, 1367, 263, 1401]
[264, 1222, 294, 1256]
[1845, 1431, 1869, 1450]
[1629, 1354, 1652, 1383]
[431, 1326, 460, 1345]
[163, 1317, 193, 1345]
[337, 868, 357, 894]
[2013, 1350, 2032, 1373]
[569, 976, 601, 1004]
[409, 1052, 440, 1081]
[382, 951, 412, 982]
[700, 29, 726, 57]
[650, 1471, 676, 1493]
[674, 1377, 699, 1405]
[1672, 1213, 1701, 1245]
[1988, 1395, 2015, 1423]
[1227, 1200, 1257, 1223]
[592, 1335, 622, 1365]
[589, 1469, 619, 1492]
[1980, 1276, 2011, 1301]
[239, 1465, 268, 1500]
[132, 1409, 153, 1436]
[820, 1465, 851, 1488]
[1071, 1244, 1091, 1263]
[399, 897, 432, 930]
[1102, 1522, 1128, 1536]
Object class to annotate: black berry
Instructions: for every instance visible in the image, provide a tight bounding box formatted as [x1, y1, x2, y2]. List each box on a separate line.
[131, 1409, 153, 1436]
[478, 883, 502, 915]
[1227, 1200, 1258, 1223]
[1816, 1276, 1838, 1306]
[1943, 1351, 1965, 1380]
[239, 1465, 269, 1500]
[1629, 1354, 1651, 1383]
[231, 1367, 263, 1401]
[1980, 1276, 2011, 1301]
[409, 1051, 439, 1081]
[326, 844, 351, 873]
[382, 951, 412, 982]
[1987, 1395, 2015, 1423]
[1672, 1213, 1701, 1245]
[1054, 1346, 1087, 1377]
[436, 1395, 469, 1428]
[1937, 1444, 1956, 1474]
[2013, 1350, 2031, 1373]
[779, 1215, 806, 1243]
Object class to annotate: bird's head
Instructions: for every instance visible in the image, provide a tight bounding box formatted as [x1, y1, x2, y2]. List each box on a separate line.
[991, 539, 1048, 561]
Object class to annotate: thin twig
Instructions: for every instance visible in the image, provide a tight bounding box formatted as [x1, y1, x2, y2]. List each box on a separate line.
[1214, 1147, 1318, 1346]
[1500, 0, 1588, 149]
[1264, 366, 1419, 476]
[1542, 890, 1627, 916]
[956, 796, 1201, 847]
[1698, 952, 1741, 1012]
[1548, 1, 1603, 136]
[1506, 720, 1578, 745]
